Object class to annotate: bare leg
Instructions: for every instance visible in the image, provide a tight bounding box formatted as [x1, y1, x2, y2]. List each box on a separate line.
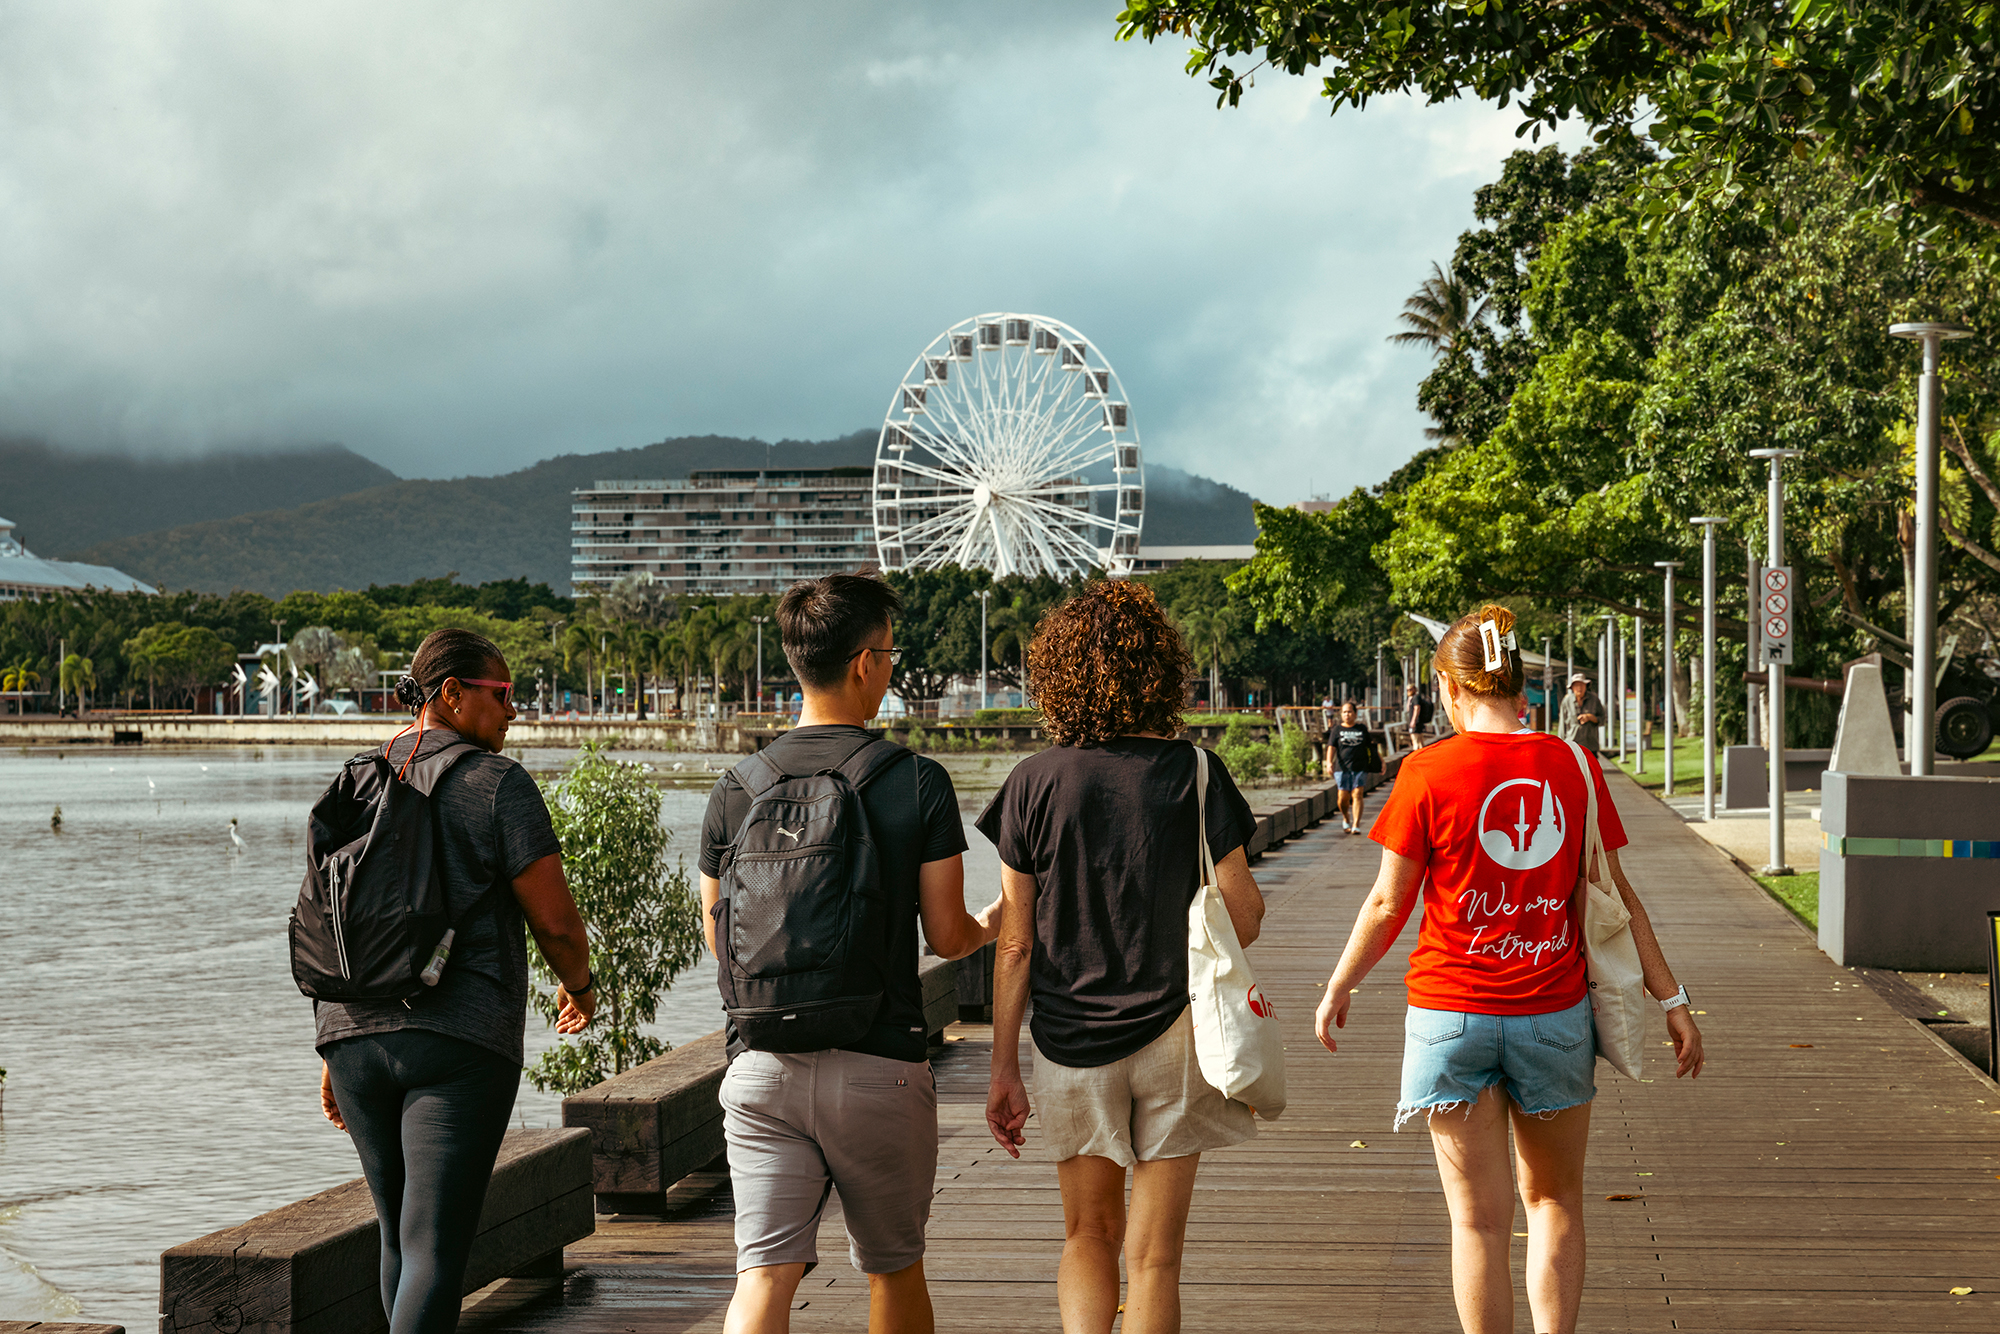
[1055, 1155, 1126, 1334]
[725, 1262, 808, 1334]
[1122, 1154, 1201, 1334]
[866, 1259, 935, 1334]
[1511, 1101, 1591, 1334]
[1426, 1087, 1515, 1334]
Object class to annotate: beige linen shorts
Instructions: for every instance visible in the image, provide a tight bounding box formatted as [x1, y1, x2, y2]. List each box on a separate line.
[1032, 1007, 1255, 1167]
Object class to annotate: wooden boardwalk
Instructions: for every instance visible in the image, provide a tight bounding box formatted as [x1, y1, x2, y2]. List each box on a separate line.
[464, 770, 2000, 1332]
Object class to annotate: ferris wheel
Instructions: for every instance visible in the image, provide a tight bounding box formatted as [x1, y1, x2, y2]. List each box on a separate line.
[873, 313, 1143, 579]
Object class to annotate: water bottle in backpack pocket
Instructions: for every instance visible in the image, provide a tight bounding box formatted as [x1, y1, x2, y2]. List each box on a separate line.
[716, 740, 912, 1052]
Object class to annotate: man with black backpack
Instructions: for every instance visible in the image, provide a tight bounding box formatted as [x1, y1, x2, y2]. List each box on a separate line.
[699, 574, 1000, 1334]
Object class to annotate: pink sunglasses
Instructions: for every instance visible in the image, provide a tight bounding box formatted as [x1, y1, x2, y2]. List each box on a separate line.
[460, 677, 515, 706]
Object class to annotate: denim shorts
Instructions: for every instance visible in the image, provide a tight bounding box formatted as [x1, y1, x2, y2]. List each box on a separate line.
[1396, 996, 1597, 1130]
[1334, 770, 1368, 791]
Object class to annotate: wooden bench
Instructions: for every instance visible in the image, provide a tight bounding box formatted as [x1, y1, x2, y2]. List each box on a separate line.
[159, 1128, 591, 1334]
[565, 942, 1001, 1214]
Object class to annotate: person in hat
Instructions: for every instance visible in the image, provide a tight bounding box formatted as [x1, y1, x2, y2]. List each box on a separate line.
[1558, 673, 1605, 753]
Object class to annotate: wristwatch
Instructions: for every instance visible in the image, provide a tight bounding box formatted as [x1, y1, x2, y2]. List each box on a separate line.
[1660, 984, 1691, 1013]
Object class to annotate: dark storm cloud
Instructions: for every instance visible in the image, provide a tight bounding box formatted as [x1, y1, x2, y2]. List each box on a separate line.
[0, 1, 1584, 499]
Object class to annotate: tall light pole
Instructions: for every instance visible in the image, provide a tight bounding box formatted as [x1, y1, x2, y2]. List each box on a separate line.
[1750, 447, 1803, 874]
[977, 589, 992, 713]
[1656, 561, 1683, 796]
[751, 615, 769, 716]
[1541, 635, 1552, 732]
[1889, 320, 1973, 775]
[1633, 613, 1646, 774]
[1690, 518, 1728, 821]
[1615, 617, 1628, 763]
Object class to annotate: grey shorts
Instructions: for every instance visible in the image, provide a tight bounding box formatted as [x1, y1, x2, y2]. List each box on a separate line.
[719, 1048, 938, 1275]
[1032, 1007, 1255, 1167]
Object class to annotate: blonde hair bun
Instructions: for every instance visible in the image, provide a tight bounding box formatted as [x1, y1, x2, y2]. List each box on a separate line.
[1432, 603, 1527, 700]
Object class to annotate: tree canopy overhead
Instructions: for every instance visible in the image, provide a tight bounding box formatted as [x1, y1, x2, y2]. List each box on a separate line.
[1117, 0, 2000, 238]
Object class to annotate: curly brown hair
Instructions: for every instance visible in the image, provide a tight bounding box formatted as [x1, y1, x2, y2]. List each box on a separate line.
[1026, 580, 1193, 746]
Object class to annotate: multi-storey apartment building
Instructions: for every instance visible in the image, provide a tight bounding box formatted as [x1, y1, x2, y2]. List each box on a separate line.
[570, 468, 877, 596]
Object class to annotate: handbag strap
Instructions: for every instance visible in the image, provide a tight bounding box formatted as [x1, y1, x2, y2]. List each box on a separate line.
[1562, 737, 1607, 898]
[1194, 745, 1217, 889]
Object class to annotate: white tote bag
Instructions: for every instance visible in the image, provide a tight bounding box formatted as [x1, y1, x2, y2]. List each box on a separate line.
[1186, 747, 1287, 1119]
[1563, 739, 1647, 1081]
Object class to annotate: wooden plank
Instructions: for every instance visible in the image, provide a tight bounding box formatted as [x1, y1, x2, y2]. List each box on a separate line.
[562, 1034, 727, 1204]
[161, 1128, 591, 1334]
[1, 1325, 127, 1334]
[918, 953, 958, 1043]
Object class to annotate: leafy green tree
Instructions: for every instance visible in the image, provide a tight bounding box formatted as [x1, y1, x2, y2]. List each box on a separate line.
[59, 654, 97, 712]
[527, 745, 704, 1093]
[1118, 0, 2000, 238]
[122, 623, 236, 708]
[885, 567, 991, 706]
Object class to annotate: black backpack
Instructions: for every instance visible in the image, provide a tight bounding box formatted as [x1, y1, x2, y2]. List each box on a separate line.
[714, 738, 913, 1053]
[1415, 696, 1436, 727]
[290, 738, 495, 1003]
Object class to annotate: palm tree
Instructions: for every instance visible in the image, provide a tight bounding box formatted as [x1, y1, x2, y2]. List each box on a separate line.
[59, 654, 97, 714]
[2, 660, 42, 716]
[1386, 261, 1488, 359]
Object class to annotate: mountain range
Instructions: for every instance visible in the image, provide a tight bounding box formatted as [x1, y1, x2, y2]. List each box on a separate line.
[3, 432, 1259, 596]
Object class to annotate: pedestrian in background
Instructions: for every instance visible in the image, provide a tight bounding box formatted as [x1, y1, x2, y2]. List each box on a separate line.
[983, 580, 1264, 1334]
[1403, 683, 1428, 750]
[1313, 606, 1702, 1334]
[1330, 698, 1375, 835]
[1557, 673, 1605, 753]
[316, 628, 597, 1334]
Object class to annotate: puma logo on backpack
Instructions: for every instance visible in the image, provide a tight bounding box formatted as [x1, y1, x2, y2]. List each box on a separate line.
[714, 738, 913, 1052]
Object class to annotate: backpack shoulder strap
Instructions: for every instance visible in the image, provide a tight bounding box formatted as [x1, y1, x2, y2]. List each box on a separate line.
[835, 736, 915, 790]
[731, 748, 789, 799]
[399, 740, 484, 796]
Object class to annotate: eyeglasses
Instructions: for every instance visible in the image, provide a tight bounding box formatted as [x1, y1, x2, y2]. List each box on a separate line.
[847, 647, 902, 664]
[460, 677, 515, 706]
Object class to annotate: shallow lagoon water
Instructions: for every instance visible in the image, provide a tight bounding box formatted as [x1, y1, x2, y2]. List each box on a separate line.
[0, 742, 1019, 1332]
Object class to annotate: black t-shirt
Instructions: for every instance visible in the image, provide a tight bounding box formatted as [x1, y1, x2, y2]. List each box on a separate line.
[1332, 723, 1372, 773]
[701, 725, 967, 1063]
[974, 738, 1256, 1068]
[314, 725, 562, 1066]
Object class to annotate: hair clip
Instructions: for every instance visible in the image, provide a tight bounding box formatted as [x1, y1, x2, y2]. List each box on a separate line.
[1478, 619, 1517, 671]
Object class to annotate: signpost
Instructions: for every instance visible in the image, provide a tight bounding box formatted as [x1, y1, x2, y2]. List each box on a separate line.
[1750, 447, 1804, 875]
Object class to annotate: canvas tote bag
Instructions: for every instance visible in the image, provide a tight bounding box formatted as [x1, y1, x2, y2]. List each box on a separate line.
[1186, 747, 1288, 1119]
[1563, 738, 1648, 1080]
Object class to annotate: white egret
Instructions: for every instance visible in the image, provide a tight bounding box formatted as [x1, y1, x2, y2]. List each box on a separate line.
[227, 818, 245, 854]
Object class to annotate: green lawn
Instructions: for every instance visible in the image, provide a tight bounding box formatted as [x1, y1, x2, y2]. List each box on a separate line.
[1609, 735, 1716, 793]
[1753, 871, 1820, 928]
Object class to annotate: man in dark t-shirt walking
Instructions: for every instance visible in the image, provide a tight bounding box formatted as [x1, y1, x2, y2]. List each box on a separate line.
[1331, 698, 1376, 834]
[698, 574, 999, 1334]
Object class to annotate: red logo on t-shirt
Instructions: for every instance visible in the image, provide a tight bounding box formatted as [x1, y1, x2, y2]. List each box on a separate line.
[1475, 777, 1567, 871]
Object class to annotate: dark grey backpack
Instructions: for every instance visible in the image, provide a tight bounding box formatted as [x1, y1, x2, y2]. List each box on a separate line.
[290, 738, 496, 1002]
[714, 738, 912, 1052]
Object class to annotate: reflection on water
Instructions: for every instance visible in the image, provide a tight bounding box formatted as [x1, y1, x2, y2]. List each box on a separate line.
[0, 742, 1020, 1333]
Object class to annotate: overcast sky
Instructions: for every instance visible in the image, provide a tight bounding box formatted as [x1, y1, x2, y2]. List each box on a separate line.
[0, 2, 1585, 502]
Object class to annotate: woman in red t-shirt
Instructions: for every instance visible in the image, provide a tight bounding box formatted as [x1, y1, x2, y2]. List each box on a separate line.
[1312, 605, 1704, 1334]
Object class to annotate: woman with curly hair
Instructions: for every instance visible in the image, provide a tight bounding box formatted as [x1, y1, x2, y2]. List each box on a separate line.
[978, 580, 1266, 1334]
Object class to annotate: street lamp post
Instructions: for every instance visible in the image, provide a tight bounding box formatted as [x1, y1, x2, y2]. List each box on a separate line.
[1750, 447, 1804, 874]
[1690, 518, 1728, 821]
[1615, 617, 1628, 764]
[751, 615, 770, 716]
[1634, 614, 1646, 775]
[1656, 561, 1683, 796]
[978, 589, 992, 713]
[1542, 635, 1552, 732]
[1889, 320, 1973, 776]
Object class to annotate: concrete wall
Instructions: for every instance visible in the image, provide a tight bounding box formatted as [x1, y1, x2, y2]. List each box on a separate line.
[1819, 770, 2000, 971]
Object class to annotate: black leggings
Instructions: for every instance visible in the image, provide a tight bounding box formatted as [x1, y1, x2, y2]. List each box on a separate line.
[323, 1030, 519, 1334]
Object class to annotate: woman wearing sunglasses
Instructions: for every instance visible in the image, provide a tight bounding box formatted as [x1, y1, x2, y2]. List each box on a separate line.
[314, 627, 597, 1334]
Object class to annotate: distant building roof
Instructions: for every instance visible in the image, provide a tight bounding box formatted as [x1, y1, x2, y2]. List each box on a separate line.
[0, 517, 157, 600]
[1129, 545, 1257, 572]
